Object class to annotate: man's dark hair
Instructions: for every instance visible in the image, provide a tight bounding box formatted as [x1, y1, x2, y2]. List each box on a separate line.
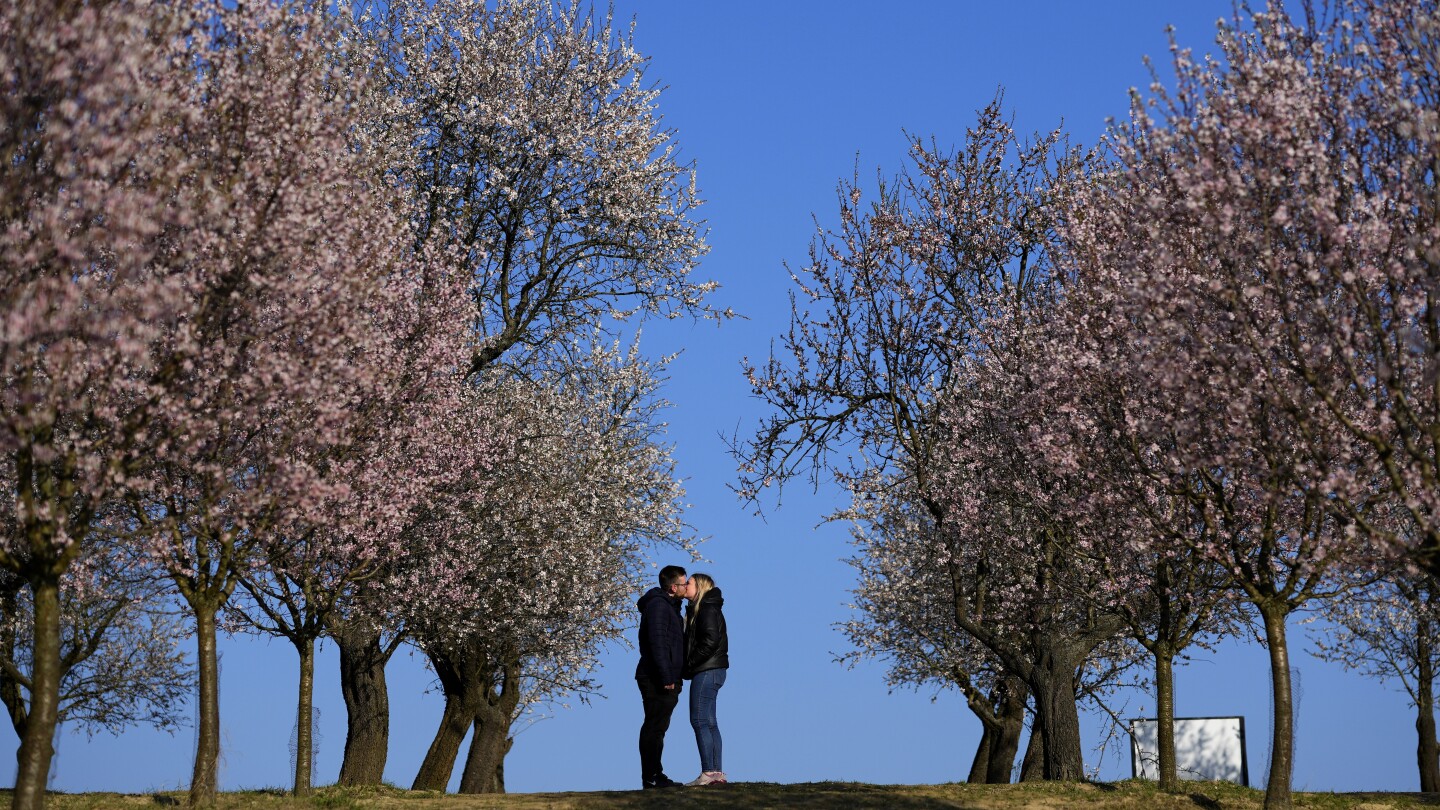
[658, 565, 687, 588]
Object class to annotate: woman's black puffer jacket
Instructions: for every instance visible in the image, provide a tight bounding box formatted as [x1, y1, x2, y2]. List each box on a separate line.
[683, 588, 729, 679]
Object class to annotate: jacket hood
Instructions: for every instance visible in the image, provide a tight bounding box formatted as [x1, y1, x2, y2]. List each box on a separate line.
[637, 586, 671, 613]
[698, 587, 724, 608]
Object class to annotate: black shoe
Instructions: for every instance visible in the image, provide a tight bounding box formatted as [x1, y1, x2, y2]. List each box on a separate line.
[643, 775, 681, 789]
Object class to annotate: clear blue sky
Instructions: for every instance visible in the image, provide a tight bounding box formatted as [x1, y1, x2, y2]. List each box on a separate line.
[15, 0, 1419, 795]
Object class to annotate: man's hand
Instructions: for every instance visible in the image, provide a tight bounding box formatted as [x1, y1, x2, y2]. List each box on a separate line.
[664, 683, 676, 691]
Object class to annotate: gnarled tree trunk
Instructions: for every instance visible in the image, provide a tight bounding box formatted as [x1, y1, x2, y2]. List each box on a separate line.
[966, 729, 993, 784]
[965, 676, 1027, 784]
[411, 645, 481, 792]
[986, 680, 1027, 783]
[334, 625, 394, 786]
[457, 661, 521, 794]
[411, 699, 472, 791]
[1019, 725, 1044, 782]
[1030, 644, 1086, 781]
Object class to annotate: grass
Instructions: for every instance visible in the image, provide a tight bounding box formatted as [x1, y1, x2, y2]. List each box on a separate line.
[10, 780, 1440, 809]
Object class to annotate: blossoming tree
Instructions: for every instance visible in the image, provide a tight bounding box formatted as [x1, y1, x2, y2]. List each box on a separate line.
[840, 477, 1039, 784]
[225, 263, 485, 795]
[735, 95, 1125, 780]
[1056, 3, 1423, 803]
[319, 0, 720, 787]
[406, 341, 692, 794]
[0, 1, 207, 805]
[104, 3, 437, 804]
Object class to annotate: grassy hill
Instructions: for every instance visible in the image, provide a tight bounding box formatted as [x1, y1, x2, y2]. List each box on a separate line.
[11, 781, 1436, 810]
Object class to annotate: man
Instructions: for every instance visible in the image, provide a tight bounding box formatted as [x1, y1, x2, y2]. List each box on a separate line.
[635, 565, 693, 789]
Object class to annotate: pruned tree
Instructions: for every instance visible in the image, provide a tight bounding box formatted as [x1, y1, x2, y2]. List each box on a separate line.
[407, 340, 693, 794]
[842, 466, 1156, 786]
[108, 3, 434, 804]
[1019, 266, 1251, 792]
[734, 94, 1111, 779]
[921, 305, 1144, 783]
[839, 478, 1032, 784]
[225, 260, 485, 795]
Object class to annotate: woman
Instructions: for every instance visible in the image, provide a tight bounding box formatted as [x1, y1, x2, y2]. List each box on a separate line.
[682, 572, 729, 786]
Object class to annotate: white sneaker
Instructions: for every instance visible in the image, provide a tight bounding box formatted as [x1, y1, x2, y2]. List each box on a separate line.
[685, 771, 727, 786]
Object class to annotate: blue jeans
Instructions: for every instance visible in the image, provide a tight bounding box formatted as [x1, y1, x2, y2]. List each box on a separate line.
[688, 667, 726, 772]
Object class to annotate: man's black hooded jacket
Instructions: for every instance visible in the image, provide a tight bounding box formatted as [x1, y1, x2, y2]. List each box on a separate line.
[635, 586, 685, 689]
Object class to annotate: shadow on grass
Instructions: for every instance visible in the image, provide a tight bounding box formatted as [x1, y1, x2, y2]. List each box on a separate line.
[564, 782, 988, 809]
[555, 781, 1431, 809]
[1343, 792, 1440, 806]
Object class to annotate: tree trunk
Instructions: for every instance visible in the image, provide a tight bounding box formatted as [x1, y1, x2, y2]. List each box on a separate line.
[1417, 637, 1438, 792]
[11, 577, 60, 810]
[1031, 655, 1085, 780]
[1019, 725, 1044, 782]
[189, 605, 222, 808]
[988, 681, 1027, 784]
[292, 635, 315, 796]
[1259, 603, 1294, 810]
[457, 662, 521, 794]
[411, 648, 477, 792]
[964, 677, 1026, 784]
[412, 699, 471, 791]
[1155, 649, 1178, 792]
[335, 626, 393, 786]
[0, 583, 30, 742]
[966, 727, 994, 784]
[456, 716, 512, 795]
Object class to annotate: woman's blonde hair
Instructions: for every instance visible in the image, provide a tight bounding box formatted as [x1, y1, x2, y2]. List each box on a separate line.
[687, 573, 715, 627]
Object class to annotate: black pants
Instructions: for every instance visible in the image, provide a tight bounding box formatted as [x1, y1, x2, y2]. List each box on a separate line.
[637, 677, 680, 782]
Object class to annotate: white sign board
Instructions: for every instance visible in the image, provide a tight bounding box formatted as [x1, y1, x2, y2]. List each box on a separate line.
[1129, 716, 1249, 786]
